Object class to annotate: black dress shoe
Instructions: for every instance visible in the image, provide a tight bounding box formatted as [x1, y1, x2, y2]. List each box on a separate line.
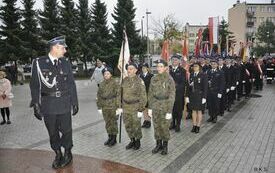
[191, 126, 196, 133]
[6, 120, 11, 124]
[0, 120, 6, 125]
[133, 139, 141, 150]
[126, 138, 135, 150]
[60, 149, 73, 168]
[212, 118, 217, 123]
[207, 117, 213, 122]
[52, 149, 62, 169]
[195, 126, 200, 133]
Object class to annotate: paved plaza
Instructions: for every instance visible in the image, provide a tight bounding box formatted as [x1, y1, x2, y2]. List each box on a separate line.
[0, 80, 275, 173]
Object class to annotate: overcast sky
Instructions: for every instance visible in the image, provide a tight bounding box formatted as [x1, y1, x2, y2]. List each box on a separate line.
[0, 0, 271, 33]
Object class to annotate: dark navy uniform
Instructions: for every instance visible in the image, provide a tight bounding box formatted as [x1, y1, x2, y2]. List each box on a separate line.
[206, 68, 225, 123]
[29, 36, 78, 169]
[169, 65, 187, 131]
[30, 56, 78, 150]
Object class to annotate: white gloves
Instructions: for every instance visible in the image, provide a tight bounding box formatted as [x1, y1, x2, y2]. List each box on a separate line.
[242, 81, 246, 84]
[137, 112, 143, 118]
[236, 81, 239, 85]
[116, 108, 123, 115]
[252, 78, 255, 82]
[165, 113, 172, 120]
[226, 88, 230, 93]
[202, 98, 206, 104]
[148, 109, 152, 117]
[230, 86, 235, 91]
[185, 97, 190, 103]
[217, 93, 222, 98]
[98, 109, 103, 115]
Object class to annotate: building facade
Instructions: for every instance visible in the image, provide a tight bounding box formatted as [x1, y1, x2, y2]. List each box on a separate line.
[228, 0, 275, 52]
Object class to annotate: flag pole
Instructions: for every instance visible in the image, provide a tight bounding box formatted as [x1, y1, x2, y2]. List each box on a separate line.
[119, 25, 126, 143]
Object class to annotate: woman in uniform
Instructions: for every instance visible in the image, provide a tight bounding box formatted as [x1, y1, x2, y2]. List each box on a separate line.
[186, 62, 208, 133]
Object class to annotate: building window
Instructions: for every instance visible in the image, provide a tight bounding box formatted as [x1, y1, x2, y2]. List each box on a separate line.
[260, 6, 266, 12]
[267, 7, 274, 13]
[247, 6, 256, 12]
[259, 17, 265, 23]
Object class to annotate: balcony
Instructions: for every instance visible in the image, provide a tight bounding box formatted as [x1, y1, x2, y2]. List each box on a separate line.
[247, 21, 254, 27]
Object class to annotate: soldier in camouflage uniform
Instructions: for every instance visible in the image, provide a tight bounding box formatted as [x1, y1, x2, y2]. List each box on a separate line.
[97, 67, 120, 147]
[121, 63, 147, 150]
[148, 59, 175, 155]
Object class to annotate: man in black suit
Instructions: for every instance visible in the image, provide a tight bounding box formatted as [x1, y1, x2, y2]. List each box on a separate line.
[30, 36, 79, 169]
[169, 54, 187, 132]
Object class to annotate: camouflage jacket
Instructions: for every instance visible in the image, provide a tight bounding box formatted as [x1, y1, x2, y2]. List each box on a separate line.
[97, 78, 121, 109]
[121, 75, 147, 113]
[148, 72, 175, 113]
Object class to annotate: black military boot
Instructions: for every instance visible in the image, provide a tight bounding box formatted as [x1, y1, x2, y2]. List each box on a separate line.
[169, 119, 176, 130]
[191, 125, 196, 133]
[126, 138, 135, 150]
[152, 140, 162, 154]
[60, 149, 73, 168]
[104, 134, 112, 146]
[161, 141, 168, 155]
[52, 149, 62, 169]
[108, 135, 117, 147]
[133, 139, 141, 150]
[195, 126, 200, 133]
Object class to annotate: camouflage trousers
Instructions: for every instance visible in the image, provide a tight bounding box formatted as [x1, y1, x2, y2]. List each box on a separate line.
[102, 109, 118, 135]
[123, 112, 142, 139]
[152, 110, 171, 141]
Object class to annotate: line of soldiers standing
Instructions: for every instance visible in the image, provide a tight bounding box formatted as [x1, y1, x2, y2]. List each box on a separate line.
[96, 54, 269, 156]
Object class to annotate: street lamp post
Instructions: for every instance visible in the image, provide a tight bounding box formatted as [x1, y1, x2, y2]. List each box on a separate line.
[141, 16, 144, 38]
[146, 9, 151, 61]
[266, 31, 271, 55]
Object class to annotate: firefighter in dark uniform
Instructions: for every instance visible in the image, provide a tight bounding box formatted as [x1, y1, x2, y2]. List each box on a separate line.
[29, 36, 79, 169]
[224, 58, 234, 112]
[186, 62, 208, 133]
[206, 59, 225, 123]
[169, 54, 187, 132]
[218, 58, 226, 116]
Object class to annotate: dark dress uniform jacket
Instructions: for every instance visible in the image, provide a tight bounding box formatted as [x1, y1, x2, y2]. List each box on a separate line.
[187, 72, 208, 111]
[207, 69, 225, 94]
[30, 56, 78, 115]
[169, 66, 187, 112]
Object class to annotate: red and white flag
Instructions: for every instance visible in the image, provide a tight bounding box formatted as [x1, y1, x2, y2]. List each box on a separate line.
[208, 17, 219, 49]
[117, 29, 130, 79]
